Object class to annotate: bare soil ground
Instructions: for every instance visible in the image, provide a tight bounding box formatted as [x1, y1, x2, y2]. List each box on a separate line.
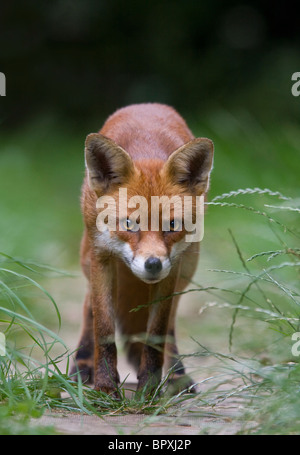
[38, 271, 253, 435]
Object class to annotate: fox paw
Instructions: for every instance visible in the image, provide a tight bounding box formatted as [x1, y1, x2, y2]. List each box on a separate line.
[70, 360, 94, 384]
[94, 385, 120, 399]
[166, 374, 198, 395]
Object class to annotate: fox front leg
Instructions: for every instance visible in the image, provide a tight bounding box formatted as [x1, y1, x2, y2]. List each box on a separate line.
[137, 270, 178, 393]
[90, 254, 120, 396]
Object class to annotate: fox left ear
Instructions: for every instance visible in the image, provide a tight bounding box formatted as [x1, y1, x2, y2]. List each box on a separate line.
[85, 133, 135, 195]
[162, 138, 214, 194]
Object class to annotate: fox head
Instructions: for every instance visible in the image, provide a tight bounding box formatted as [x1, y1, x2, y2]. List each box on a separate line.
[85, 133, 213, 283]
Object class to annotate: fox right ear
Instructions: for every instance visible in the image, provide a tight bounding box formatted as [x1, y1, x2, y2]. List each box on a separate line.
[85, 133, 134, 194]
[162, 137, 214, 194]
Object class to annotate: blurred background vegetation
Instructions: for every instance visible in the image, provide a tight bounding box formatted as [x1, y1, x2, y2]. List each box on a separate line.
[0, 0, 299, 265]
[0, 1, 300, 434]
[1, 0, 300, 126]
[0, 0, 299, 360]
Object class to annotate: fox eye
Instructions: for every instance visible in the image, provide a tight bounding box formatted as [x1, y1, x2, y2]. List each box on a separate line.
[121, 218, 138, 232]
[169, 219, 181, 232]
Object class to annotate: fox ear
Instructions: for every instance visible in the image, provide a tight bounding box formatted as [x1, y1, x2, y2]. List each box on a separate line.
[163, 138, 214, 194]
[85, 133, 134, 194]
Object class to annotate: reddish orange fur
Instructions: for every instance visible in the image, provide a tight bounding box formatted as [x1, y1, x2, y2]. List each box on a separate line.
[71, 103, 213, 395]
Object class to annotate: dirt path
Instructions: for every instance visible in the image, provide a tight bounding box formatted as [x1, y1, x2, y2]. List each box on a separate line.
[39, 273, 252, 435]
[36, 399, 246, 435]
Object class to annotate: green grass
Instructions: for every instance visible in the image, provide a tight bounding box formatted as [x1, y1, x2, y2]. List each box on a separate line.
[0, 253, 202, 434]
[0, 110, 300, 434]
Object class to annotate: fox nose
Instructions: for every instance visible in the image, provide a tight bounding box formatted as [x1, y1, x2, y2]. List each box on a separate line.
[144, 257, 162, 276]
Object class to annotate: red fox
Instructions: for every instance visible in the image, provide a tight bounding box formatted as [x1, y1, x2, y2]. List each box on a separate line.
[71, 103, 214, 395]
